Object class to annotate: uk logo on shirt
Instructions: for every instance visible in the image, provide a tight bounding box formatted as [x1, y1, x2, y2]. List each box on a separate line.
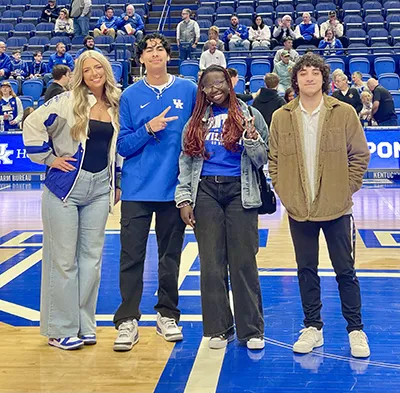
[173, 99, 183, 109]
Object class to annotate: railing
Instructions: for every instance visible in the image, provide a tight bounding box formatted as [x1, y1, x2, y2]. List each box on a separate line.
[158, 0, 172, 33]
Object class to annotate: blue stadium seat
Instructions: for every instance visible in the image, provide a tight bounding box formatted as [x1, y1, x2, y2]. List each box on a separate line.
[35, 22, 55, 39]
[250, 59, 271, 77]
[197, 19, 212, 29]
[364, 14, 385, 31]
[37, 96, 45, 107]
[389, 90, 400, 109]
[255, 5, 274, 19]
[315, 3, 336, 18]
[363, 1, 383, 15]
[115, 34, 136, 48]
[6, 36, 27, 49]
[214, 19, 230, 29]
[10, 0, 28, 12]
[111, 61, 122, 83]
[0, 0, 7, 12]
[1, 10, 23, 25]
[94, 35, 114, 52]
[371, 42, 394, 54]
[234, 76, 245, 94]
[21, 10, 41, 24]
[22, 79, 43, 101]
[13, 23, 35, 38]
[30, 0, 48, 10]
[349, 57, 371, 74]
[0, 23, 15, 38]
[343, 14, 364, 29]
[27, 36, 49, 52]
[90, 9, 104, 23]
[197, 6, 215, 24]
[374, 56, 396, 76]
[296, 3, 315, 16]
[239, 18, 253, 27]
[378, 73, 400, 90]
[348, 43, 369, 55]
[72, 36, 85, 45]
[326, 58, 345, 73]
[216, 6, 235, 18]
[7, 79, 19, 94]
[369, 28, 390, 45]
[41, 50, 52, 60]
[180, 60, 200, 80]
[383, 1, 400, 16]
[227, 59, 247, 77]
[92, 0, 108, 9]
[275, 4, 294, 18]
[56, 0, 70, 7]
[386, 14, 400, 29]
[390, 27, 400, 44]
[19, 95, 34, 110]
[249, 75, 264, 93]
[342, 1, 362, 16]
[346, 28, 367, 44]
[236, 5, 254, 19]
[49, 36, 71, 47]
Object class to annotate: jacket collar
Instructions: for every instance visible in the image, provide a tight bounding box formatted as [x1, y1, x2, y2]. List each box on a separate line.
[283, 94, 340, 113]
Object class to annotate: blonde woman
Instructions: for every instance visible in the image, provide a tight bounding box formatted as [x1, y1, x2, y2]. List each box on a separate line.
[202, 26, 225, 52]
[23, 51, 121, 350]
[0, 81, 23, 131]
[55, 8, 74, 36]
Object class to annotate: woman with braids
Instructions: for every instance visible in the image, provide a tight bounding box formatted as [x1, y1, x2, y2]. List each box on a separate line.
[23, 51, 121, 350]
[175, 65, 268, 350]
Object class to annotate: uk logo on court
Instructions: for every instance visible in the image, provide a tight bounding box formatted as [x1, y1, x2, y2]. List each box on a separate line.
[0, 143, 13, 165]
[173, 99, 183, 109]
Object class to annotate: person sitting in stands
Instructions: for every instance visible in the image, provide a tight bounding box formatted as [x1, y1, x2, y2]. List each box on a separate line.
[294, 13, 320, 49]
[54, 8, 74, 37]
[318, 28, 343, 56]
[223, 15, 250, 51]
[116, 4, 144, 41]
[249, 15, 271, 49]
[202, 26, 224, 52]
[94, 7, 118, 39]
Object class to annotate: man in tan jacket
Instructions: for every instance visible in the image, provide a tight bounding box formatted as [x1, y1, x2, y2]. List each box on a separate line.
[269, 53, 371, 358]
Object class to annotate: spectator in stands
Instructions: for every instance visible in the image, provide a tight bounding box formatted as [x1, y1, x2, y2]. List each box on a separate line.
[199, 40, 226, 70]
[71, 0, 92, 37]
[318, 28, 343, 56]
[29, 51, 48, 79]
[44, 65, 71, 103]
[44, 42, 74, 84]
[284, 87, 295, 103]
[0, 81, 23, 131]
[294, 13, 320, 49]
[55, 8, 74, 37]
[320, 11, 348, 49]
[359, 91, 377, 126]
[10, 50, 30, 94]
[274, 36, 299, 65]
[40, 0, 60, 24]
[332, 73, 362, 114]
[21, 107, 34, 129]
[253, 73, 286, 128]
[116, 4, 144, 42]
[273, 50, 295, 93]
[94, 7, 118, 39]
[176, 8, 200, 60]
[367, 78, 398, 126]
[0, 42, 11, 81]
[202, 26, 224, 52]
[227, 67, 260, 102]
[272, 15, 296, 47]
[223, 15, 250, 51]
[351, 71, 369, 94]
[75, 36, 103, 59]
[23, 51, 121, 351]
[249, 15, 271, 49]
[268, 53, 371, 360]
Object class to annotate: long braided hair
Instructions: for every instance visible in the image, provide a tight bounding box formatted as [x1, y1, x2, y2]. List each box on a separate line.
[184, 65, 245, 158]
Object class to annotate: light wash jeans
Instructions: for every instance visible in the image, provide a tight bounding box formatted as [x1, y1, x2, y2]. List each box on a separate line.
[73, 16, 90, 37]
[40, 168, 110, 338]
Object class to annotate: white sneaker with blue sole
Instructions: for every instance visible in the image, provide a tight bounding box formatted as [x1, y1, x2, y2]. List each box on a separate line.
[79, 334, 97, 345]
[48, 337, 84, 350]
[156, 313, 183, 342]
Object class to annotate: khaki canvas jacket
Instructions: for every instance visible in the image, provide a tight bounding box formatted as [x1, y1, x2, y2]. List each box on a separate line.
[268, 95, 370, 222]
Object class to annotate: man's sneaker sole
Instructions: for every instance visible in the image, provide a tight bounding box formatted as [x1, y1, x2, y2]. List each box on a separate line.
[351, 347, 370, 358]
[48, 338, 84, 350]
[113, 334, 139, 352]
[209, 335, 235, 350]
[156, 326, 183, 342]
[247, 338, 265, 350]
[80, 335, 97, 345]
[293, 338, 324, 354]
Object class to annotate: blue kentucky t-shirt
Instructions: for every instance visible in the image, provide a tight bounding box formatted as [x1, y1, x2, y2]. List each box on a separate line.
[201, 106, 243, 177]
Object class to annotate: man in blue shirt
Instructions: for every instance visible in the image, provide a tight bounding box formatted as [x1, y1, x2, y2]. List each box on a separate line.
[223, 15, 250, 51]
[116, 4, 144, 41]
[75, 35, 103, 59]
[94, 7, 118, 39]
[0, 41, 11, 81]
[113, 33, 197, 352]
[43, 42, 74, 85]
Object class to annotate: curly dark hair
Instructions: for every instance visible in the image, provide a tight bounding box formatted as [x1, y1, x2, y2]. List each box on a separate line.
[136, 33, 171, 60]
[291, 53, 331, 95]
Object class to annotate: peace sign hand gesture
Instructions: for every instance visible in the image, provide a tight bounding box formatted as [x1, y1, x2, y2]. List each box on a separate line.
[148, 106, 179, 133]
[244, 117, 259, 140]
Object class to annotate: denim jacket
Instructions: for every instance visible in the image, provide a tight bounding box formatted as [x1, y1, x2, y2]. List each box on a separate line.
[175, 100, 269, 209]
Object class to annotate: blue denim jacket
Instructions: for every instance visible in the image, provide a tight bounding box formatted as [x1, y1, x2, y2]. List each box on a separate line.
[175, 101, 269, 209]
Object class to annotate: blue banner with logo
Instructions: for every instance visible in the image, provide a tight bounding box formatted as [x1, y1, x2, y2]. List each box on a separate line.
[365, 130, 400, 170]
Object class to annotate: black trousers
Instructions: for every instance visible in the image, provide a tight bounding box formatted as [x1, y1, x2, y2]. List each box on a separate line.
[113, 201, 186, 328]
[289, 215, 363, 333]
[194, 177, 264, 342]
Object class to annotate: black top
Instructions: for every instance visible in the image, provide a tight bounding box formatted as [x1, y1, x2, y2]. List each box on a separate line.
[44, 82, 65, 103]
[332, 88, 363, 114]
[372, 85, 397, 124]
[82, 120, 113, 173]
[253, 88, 286, 128]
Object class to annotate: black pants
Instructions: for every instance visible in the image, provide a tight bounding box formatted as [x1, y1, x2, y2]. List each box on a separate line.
[294, 37, 321, 49]
[194, 177, 264, 342]
[289, 215, 363, 333]
[113, 201, 186, 327]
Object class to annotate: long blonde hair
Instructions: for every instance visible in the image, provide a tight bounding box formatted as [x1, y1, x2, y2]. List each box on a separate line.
[0, 83, 17, 99]
[70, 51, 121, 141]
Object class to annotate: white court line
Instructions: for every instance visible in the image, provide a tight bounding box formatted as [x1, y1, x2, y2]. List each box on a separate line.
[184, 337, 226, 393]
[0, 299, 40, 321]
[0, 185, 10, 191]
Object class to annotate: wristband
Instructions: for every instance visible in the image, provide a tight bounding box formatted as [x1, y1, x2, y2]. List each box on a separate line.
[178, 201, 191, 208]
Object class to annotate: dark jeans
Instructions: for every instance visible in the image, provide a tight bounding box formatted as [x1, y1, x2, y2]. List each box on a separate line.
[179, 42, 192, 60]
[113, 201, 186, 327]
[289, 215, 363, 333]
[294, 37, 321, 49]
[378, 118, 398, 126]
[194, 177, 264, 342]
[73, 16, 89, 37]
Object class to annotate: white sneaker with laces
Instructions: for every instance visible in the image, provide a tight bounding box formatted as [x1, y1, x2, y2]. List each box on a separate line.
[156, 313, 183, 342]
[113, 320, 139, 352]
[209, 332, 235, 349]
[293, 327, 324, 354]
[48, 336, 84, 350]
[349, 330, 370, 358]
[247, 337, 265, 350]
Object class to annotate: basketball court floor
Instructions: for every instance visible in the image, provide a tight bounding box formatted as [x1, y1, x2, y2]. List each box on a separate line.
[0, 184, 399, 393]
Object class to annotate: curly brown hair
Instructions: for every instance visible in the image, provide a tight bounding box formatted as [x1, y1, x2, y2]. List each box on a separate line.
[291, 53, 331, 95]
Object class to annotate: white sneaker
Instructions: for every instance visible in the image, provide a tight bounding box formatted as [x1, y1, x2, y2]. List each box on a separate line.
[156, 313, 183, 342]
[113, 320, 139, 352]
[247, 337, 265, 350]
[349, 330, 370, 358]
[48, 337, 84, 350]
[209, 332, 235, 349]
[293, 327, 324, 354]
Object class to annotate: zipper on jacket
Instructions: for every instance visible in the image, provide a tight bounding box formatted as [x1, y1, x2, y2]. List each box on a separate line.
[62, 144, 86, 202]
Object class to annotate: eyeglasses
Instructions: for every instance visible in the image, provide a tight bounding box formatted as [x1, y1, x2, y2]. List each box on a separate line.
[202, 79, 226, 93]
